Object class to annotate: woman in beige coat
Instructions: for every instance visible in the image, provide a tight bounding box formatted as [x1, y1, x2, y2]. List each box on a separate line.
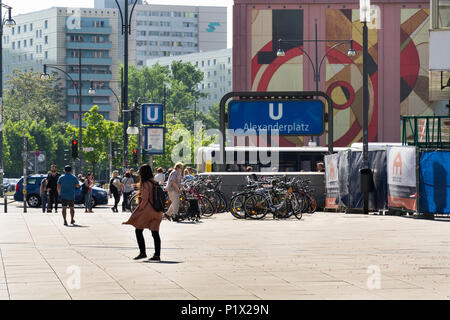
[123, 164, 163, 261]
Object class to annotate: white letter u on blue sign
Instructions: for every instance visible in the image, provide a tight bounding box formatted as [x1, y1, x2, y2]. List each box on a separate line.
[269, 103, 283, 120]
[146, 107, 159, 122]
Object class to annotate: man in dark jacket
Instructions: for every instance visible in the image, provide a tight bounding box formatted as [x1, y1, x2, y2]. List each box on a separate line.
[46, 165, 61, 213]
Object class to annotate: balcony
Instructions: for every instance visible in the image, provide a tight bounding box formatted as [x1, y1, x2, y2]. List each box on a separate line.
[67, 88, 114, 96]
[66, 41, 113, 50]
[67, 72, 113, 81]
[66, 26, 112, 34]
[66, 57, 113, 65]
[67, 104, 113, 112]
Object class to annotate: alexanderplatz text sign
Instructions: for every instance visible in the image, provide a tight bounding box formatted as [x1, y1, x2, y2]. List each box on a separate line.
[229, 100, 325, 135]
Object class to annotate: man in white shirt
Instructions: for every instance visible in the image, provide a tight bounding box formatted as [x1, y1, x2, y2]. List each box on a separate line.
[154, 167, 165, 185]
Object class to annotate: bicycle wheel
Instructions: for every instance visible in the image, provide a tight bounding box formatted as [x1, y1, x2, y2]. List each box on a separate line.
[216, 192, 228, 213]
[244, 193, 269, 220]
[229, 193, 247, 219]
[204, 191, 220, 213]
[176, 195, 189, 219]
[198, 197, 215, 217]
[272, 192, 294, 219]
[129, 194, 138, 212]
[308, 196, 317, 213]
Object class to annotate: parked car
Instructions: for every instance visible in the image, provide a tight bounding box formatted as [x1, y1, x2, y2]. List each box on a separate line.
[3, 178, 19, 192]
[14, 175, 108, 208]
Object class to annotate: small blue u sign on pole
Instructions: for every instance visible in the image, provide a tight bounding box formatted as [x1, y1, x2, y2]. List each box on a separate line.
[141, 103, 164, 125]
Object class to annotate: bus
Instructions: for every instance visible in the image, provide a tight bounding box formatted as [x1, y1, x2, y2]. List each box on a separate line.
[196, 145, 349, 173]
[196, 142, 403, 173]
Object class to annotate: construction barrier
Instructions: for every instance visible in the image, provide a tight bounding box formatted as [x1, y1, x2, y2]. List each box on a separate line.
[325, 149, 388, 211]
[324, 153, 339, 209]
[386, 146, 417, 212]
[419, 150, 450, 214]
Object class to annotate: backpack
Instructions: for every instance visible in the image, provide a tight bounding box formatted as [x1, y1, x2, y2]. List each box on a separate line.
[151, 181, 166, 212]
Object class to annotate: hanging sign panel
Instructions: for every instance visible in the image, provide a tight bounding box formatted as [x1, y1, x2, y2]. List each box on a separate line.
[144, 127, 165, 155]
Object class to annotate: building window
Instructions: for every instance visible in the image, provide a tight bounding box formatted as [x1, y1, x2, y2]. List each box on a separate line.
[214, 59, 216, 65]
[45, 36, 48, 44]
[208, 60, 210, 66]
[44, 20, 48, 29]
[228, 57, 231, 64]
[24, 25, 27, 32]
[30, 23, 33, 31]
[11, 27, 14, 35]
[39, 30, 42, 38]
[12, 42, 15, 50]
[36, 30, 38, 37]
[45, 51, 48, 59]
[201, 61, 204, 67]
[30, 39, 33, 46]
[39, 45, 42, 53]
[24, 39, 27, 47]
[17, 40, 20, 49]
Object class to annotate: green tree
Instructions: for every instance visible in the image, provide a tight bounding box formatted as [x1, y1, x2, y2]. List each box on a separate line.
[3, 70, 64, 126]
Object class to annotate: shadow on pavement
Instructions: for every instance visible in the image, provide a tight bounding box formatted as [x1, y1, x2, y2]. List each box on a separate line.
[143, 260, 182, 264]
[68, 224, 89, 228]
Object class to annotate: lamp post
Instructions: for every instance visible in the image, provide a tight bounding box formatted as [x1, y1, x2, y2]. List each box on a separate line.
[360, 0, 371, 214]
[277, 28, 356, 149]
[114, 0, 138, 170]
[42, 48, 83, 174]
[0, 2, 15, 213]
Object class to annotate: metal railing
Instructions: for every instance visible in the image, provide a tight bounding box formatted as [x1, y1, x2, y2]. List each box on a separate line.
[401, 115, 450, 149]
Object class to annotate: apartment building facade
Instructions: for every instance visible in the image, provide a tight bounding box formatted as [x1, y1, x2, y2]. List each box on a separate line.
[2, 7, 120, 124]
[146, 48, 232, 113]
[95, 1, 227, 66]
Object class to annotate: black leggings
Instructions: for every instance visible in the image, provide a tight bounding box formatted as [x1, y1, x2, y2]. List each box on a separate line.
[112, 191, 120, 209]
[135, 229, 161, 257]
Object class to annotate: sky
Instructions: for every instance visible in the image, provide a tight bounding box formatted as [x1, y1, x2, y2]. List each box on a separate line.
[12, 0, 234, 47]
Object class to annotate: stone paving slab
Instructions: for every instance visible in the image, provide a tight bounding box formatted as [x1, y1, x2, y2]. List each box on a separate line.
[2, 204, 450, 300]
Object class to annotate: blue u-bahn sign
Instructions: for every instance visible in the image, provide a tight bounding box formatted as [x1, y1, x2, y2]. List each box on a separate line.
[141, 103, 164, 125]
[229, 100, 324, 135]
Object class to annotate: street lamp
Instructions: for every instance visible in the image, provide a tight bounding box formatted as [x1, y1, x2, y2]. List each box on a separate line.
[114, 0, 139, 170]
[360, 0, 372, 214]
[41, 48, 84, 174]
[277, 22, 356, 147]
[0, 1, 15, 213]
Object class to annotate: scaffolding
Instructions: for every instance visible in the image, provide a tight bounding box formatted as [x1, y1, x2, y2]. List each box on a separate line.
[401, 116, 450, 149]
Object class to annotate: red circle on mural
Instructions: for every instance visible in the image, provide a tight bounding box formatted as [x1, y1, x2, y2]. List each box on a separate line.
[326, 81, 355, 110]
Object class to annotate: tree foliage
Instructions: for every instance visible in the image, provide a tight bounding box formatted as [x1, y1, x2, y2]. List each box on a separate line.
[3, 70, 64, 126]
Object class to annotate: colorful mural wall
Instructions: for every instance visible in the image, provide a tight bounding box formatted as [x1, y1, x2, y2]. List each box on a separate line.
[400, 9, 431, 117]
[325, 9, 378, 146]
[248, 4, 431, 147]
[251, 9, 306, 146]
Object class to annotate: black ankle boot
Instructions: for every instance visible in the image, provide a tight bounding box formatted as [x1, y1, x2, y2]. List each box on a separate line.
[134, 252, 147, 260]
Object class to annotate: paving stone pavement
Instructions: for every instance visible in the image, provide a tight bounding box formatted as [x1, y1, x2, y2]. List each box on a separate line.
[1, 203, 450, 300]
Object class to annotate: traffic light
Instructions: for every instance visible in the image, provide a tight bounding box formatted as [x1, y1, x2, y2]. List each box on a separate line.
[132, 149, 138, 165]
[71, 140, 78, 159]
[112, 142, 117, 159]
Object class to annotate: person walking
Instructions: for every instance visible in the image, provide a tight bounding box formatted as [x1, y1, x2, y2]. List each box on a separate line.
[40, 173, 49, 213]
[123, 164, 163, 261]
[183, 168, 194, 181]
[164, 162, 183, 220]
[121, 171, 134, 212]
[83, 173, 95, 213]
[57, 165, 80, 226]
[154, 167, 165, 185]
[109, 170, 121, 212]
[46, 165, 61, 213]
